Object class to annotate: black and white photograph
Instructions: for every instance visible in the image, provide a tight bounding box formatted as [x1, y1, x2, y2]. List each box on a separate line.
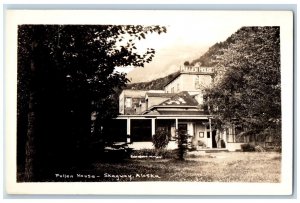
[4, 10, 293, 195]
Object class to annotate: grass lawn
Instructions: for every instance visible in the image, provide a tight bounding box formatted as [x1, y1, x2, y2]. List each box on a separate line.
[56, 151, 281, 182]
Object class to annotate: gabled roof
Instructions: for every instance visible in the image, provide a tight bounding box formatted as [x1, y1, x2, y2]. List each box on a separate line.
[159, 91, 199, 106]
[163, 71, 181, 88]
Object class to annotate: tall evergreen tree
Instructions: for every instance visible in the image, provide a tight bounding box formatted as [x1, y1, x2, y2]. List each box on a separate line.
[17, 25, 166, 181]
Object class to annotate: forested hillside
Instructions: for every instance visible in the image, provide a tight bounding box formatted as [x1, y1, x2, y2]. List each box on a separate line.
[190, 42, 228, 67]
[125, 71, 180, 90]
[190, 31, 237, 67]
[203, 26, 281, 145]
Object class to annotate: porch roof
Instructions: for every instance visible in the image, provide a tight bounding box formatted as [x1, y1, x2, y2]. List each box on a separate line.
[156, 110, 208, 115]
[116, 114, 212, 119]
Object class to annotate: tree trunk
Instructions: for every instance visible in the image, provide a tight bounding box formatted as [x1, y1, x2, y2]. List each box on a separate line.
[24, 42, 39, 181]
[24, 92, 37, 181]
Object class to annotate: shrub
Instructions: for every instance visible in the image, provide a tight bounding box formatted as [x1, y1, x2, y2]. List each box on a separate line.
[152, 128, 169, 149]
[265, 145, 282, 152]
[176, 129, 189, 160]
[241, 143, 256, 152]
[184, 61, 190, 66]
[197, 140, 206, 147]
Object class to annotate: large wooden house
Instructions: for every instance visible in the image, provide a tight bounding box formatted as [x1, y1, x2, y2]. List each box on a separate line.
[105, 65, 246, 151]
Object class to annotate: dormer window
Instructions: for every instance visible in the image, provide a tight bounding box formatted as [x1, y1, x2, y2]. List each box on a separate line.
[146, 98, 148, 110]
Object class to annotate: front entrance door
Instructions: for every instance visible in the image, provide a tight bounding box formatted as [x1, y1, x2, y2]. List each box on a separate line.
[212, 130, 217, 148]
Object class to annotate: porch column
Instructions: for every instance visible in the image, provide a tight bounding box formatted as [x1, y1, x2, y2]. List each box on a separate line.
[232, 124, 236, 142]
[151, 118, 156, 136]
[174, 118, 179, 138]
[208, 118, 212, 148]
[127, 118, 131, 143]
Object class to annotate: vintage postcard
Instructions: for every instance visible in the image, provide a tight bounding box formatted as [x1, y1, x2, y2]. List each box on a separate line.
[4, 9, 293, 195]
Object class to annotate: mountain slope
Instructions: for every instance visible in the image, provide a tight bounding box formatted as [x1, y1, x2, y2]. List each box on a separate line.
[125, 71, 180, 90]
[190, 33, 236, 67]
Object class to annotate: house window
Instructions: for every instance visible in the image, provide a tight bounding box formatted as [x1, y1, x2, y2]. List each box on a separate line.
[177, 83, 180, 92]
[125, 97, 132, 108]
[119, 98, 124, 113]
[207, 132, 210, 138]
[145, 98, 149, 110]
[195, 75, 200, 89]
[171, 87, 174, 93]
[131, 119, 152, 142]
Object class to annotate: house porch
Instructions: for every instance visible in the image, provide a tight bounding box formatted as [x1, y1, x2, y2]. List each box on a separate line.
[114, 115, 228, 150]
